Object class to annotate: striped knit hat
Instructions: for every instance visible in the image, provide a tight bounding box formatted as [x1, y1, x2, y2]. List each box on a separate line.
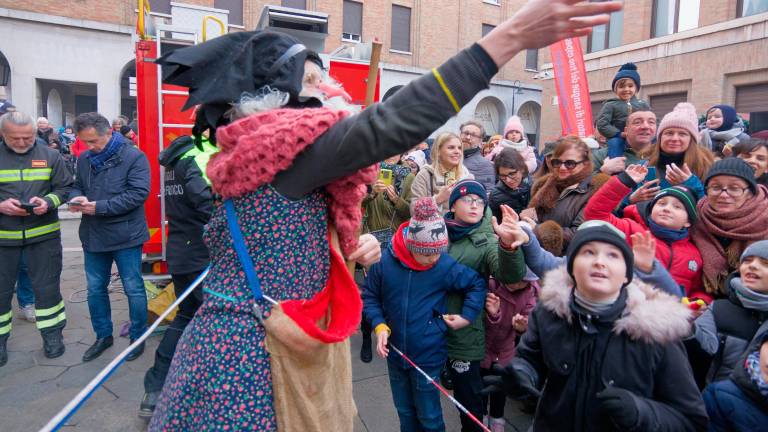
[406, 197, 449, 255]
[649, 185, 698, 223]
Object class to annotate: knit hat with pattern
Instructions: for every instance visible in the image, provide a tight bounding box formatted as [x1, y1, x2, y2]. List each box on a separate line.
[649, 185, 698, 224]
[658, 102, 700, 145]
[406, 197, 449, 255]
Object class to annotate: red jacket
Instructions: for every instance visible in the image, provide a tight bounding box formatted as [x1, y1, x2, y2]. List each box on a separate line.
[583, 175, 710, 302]
[481, 278, 538, 369]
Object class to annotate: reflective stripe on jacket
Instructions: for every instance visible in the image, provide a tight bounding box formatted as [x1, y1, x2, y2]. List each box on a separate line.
[0, 141, 72, 246]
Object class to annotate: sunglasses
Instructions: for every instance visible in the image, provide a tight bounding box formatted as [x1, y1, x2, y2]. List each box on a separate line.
[550, 159, 585, 170]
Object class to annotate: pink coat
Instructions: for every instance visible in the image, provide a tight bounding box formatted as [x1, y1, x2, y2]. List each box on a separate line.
[485, 140, 538, 174]
[481, 278, 538, 369]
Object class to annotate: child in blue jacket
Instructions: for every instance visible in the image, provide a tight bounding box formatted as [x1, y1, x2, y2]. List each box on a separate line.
[362, 197, 486, 432]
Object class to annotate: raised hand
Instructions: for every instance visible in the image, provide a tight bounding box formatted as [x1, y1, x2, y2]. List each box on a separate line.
[629, 178, 660, 203]
[665, 163, 692, 185]
[479, 0, 623, 67]
[601, 156, 627, 175]
[625, 164, 648, 184]
[630, 231, 655, 273]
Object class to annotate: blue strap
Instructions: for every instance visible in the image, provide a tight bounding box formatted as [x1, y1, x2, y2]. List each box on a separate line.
[224, 199, 263, 301]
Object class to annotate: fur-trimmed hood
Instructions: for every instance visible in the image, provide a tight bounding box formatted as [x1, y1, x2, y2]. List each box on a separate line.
[539, 266, 692, 344]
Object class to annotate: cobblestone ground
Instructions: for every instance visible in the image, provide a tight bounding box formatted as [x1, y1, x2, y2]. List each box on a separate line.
[0, 218, 532, 432]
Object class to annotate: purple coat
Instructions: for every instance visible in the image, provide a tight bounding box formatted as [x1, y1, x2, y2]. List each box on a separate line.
[481, 278, 538, 369]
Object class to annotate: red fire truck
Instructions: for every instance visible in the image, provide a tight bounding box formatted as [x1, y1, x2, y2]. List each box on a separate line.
[134, 2, 380, 280]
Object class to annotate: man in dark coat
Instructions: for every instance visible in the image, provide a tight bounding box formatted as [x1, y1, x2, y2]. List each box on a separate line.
[69, 112, 150, 363]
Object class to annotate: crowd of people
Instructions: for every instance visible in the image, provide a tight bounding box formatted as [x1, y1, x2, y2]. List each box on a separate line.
[358, 63, 768, 431]
[0, 1, 767, 431]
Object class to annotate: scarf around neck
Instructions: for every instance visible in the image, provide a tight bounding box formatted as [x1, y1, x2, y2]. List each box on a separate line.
[88, 132, 124, 170]
[647, 218, 689, 243]
[209, 108, 378, 256]
[692, 185, 768, 294]
[391, 222, 436, 271]
[529, 169, 591, 211]
[730, 277, 768, 311]
[444, 211, 483, 242]
[700, 127, 744, 152]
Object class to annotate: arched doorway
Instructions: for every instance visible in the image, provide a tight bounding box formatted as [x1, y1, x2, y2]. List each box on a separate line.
[0, 50, 11, 101]
[120, 60, 137, 120]
[474, 96, 506, 137]
[517, 101, 541, 146]
[46, 89, 63, 127]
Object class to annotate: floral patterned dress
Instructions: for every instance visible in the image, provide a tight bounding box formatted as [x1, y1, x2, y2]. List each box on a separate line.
[149, 186, 330, 431]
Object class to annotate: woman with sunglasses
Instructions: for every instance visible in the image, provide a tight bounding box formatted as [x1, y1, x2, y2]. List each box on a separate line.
[624, 103, 714, 207]
[691, 158, 768, 298]
[520, 135, 609, 255]
[489, 147, 531, 221]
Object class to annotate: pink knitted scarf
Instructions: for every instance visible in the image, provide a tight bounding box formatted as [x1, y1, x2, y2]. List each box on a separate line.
[207, 107, 378, 255]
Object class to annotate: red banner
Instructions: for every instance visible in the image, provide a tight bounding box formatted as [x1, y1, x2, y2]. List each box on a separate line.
[549, 38, 594, 138]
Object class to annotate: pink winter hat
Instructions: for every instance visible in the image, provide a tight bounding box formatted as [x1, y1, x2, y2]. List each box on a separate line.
[658, 102, 699, 144]
[503, 115, 525, 138]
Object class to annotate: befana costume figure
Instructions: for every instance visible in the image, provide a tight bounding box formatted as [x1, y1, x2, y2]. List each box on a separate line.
[146, 1, 624, 430]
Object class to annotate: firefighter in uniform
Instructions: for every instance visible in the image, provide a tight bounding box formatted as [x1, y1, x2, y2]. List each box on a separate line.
[138, 134, 216, 419]
[0, 111, 72, 366]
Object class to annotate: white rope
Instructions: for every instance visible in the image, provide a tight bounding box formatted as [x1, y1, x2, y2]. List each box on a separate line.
[39, 266, 210, 432]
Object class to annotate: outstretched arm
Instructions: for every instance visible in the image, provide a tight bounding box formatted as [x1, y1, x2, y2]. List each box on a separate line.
[274, 0, 622, 198]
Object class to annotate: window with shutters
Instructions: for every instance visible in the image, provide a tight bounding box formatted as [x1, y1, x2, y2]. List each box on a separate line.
[652, 0, 700, 38]
[649, 92, 687, 120]
[587, 1, 623, 53]
[343, 1, 363, 42]
[391, 5, 412, 53]
[525, 49, 539, 71]
[738, 0, 768, 17]
[482, 24, 495, 37]
[150, 0, 171, 15]
[735, 84, 768, 113]
[214, 0, 243, 26]
[281, 0, 307, 9]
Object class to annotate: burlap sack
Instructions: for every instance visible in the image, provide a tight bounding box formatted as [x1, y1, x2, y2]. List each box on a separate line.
[265, 307, 356, 432]
[262, 226, 358, 431]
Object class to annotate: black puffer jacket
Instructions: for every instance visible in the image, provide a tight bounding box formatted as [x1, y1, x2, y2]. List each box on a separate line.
[488, 179, 530, 220]
[158, 136, 215, 274]
[512, 266, 708, 432]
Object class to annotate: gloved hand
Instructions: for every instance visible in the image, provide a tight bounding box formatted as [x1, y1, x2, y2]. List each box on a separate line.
[481, 363, 541, 399]
[596, 386, 640, 430]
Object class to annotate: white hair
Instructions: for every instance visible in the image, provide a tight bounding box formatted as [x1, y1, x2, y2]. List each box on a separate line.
[227, 71, 361, 121]
[1, 111, 37, 134]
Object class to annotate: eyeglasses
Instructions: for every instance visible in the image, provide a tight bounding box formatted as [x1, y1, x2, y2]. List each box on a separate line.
[550, 159, 585, 170]
[498, 170, 521, 180]
[460, 131, 482, 139]
[706, 185, 750, 198]
[458, 196, 485, 207]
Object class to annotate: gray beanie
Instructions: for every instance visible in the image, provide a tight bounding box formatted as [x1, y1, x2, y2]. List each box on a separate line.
[741, 240, 768, 262]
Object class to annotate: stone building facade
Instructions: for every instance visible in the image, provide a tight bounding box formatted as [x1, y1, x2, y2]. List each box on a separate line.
[0, 0, 545, 141]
